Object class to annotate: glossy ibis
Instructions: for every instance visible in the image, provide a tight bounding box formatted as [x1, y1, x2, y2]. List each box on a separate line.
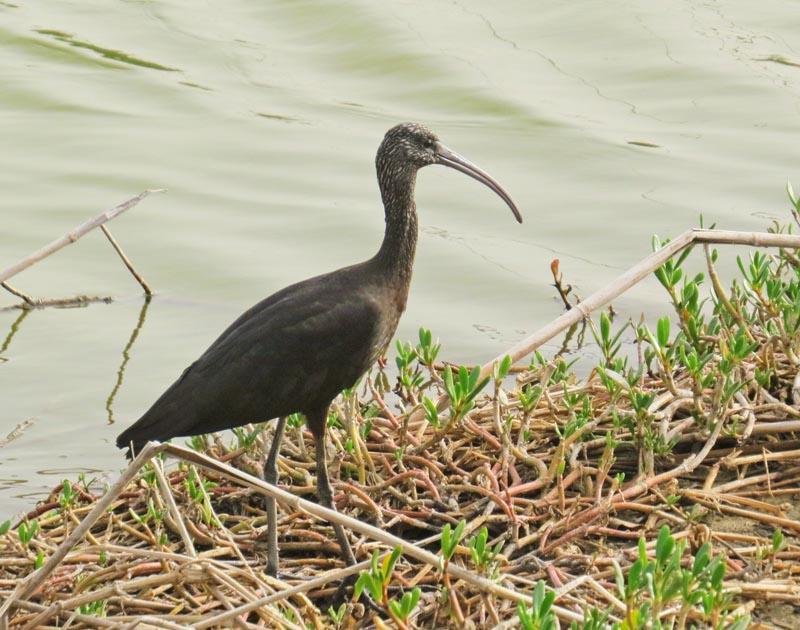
[116, 122, 522, 576]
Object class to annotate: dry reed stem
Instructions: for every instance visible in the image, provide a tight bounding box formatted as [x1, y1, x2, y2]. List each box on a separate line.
[0, 190, 161, 284]
[99, 224, 153, 296]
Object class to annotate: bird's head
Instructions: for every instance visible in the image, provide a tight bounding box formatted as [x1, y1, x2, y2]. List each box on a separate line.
[379, 122, 441, 169]
[378, 122, 523, 223]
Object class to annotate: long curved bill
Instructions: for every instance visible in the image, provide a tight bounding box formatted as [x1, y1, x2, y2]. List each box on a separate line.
[435, 144, 523, 223]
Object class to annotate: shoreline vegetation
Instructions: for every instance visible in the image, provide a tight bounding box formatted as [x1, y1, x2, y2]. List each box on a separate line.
[3, 187, 800, 628]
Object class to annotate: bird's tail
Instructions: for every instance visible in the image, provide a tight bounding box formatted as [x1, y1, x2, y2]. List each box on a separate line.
[115, 431, 146, 460]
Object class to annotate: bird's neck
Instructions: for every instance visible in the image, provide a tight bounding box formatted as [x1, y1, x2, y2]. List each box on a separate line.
[372, 170, 419, 283]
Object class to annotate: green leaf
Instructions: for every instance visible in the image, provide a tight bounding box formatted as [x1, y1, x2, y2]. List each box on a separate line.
[711, 559, 726, 586]
[517, 600, 534, 630]
[655, 525, 674, 565]
[459, 365, 470, 392]
[773, 529, 785, 553]
[423, 396, 440, 428]
[788, 181, 798, 209]
[441, 523, 452, 554]
[354, 572, 374, 602]
[443, 365, 455, 399]
[469, 527, 488, 566]
[453, 520, 465, 547]
[419, 327, 431, 347]
[612, 559, 626, 598]
[657, 316, 670, 349]
[389, 588, 421, 620]
[464, 376, 491, 405]
[692, 542, 710, 574]
[495, 355, 513, 381]
[382, 546, 403, 580]
[441, 520, 466, 560]
[600, 311, 611, 343]
[410, 588, 421, 611]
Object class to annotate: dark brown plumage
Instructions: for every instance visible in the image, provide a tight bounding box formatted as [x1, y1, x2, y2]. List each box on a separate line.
[116, 122, 522, 575]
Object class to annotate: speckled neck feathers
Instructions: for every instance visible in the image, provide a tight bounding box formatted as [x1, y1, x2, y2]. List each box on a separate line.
[371, 140, 420, 282]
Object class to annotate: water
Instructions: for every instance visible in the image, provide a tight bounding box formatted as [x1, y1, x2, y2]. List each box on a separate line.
[2, 0, 798, 517]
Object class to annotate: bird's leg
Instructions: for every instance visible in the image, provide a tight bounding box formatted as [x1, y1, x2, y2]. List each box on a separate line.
[263, 415, 288, 577]
[312, 428, 358, 567]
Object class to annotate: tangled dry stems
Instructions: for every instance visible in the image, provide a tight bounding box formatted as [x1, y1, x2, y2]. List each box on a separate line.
[4, 220, 800, 628]
[1, 347, 799, 628]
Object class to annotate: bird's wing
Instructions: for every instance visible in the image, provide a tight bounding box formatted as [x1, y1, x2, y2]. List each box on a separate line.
[117, 273, 387, 450]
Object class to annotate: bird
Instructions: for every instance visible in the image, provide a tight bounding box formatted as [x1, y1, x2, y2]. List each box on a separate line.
[116, 122, 522, 577]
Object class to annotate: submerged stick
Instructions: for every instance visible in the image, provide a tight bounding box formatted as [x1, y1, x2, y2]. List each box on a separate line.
[0, 295, 113, 310]
[0, 190, 161, 285]
[99, 224, 153, 295]
[0, 283, 35, 305]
